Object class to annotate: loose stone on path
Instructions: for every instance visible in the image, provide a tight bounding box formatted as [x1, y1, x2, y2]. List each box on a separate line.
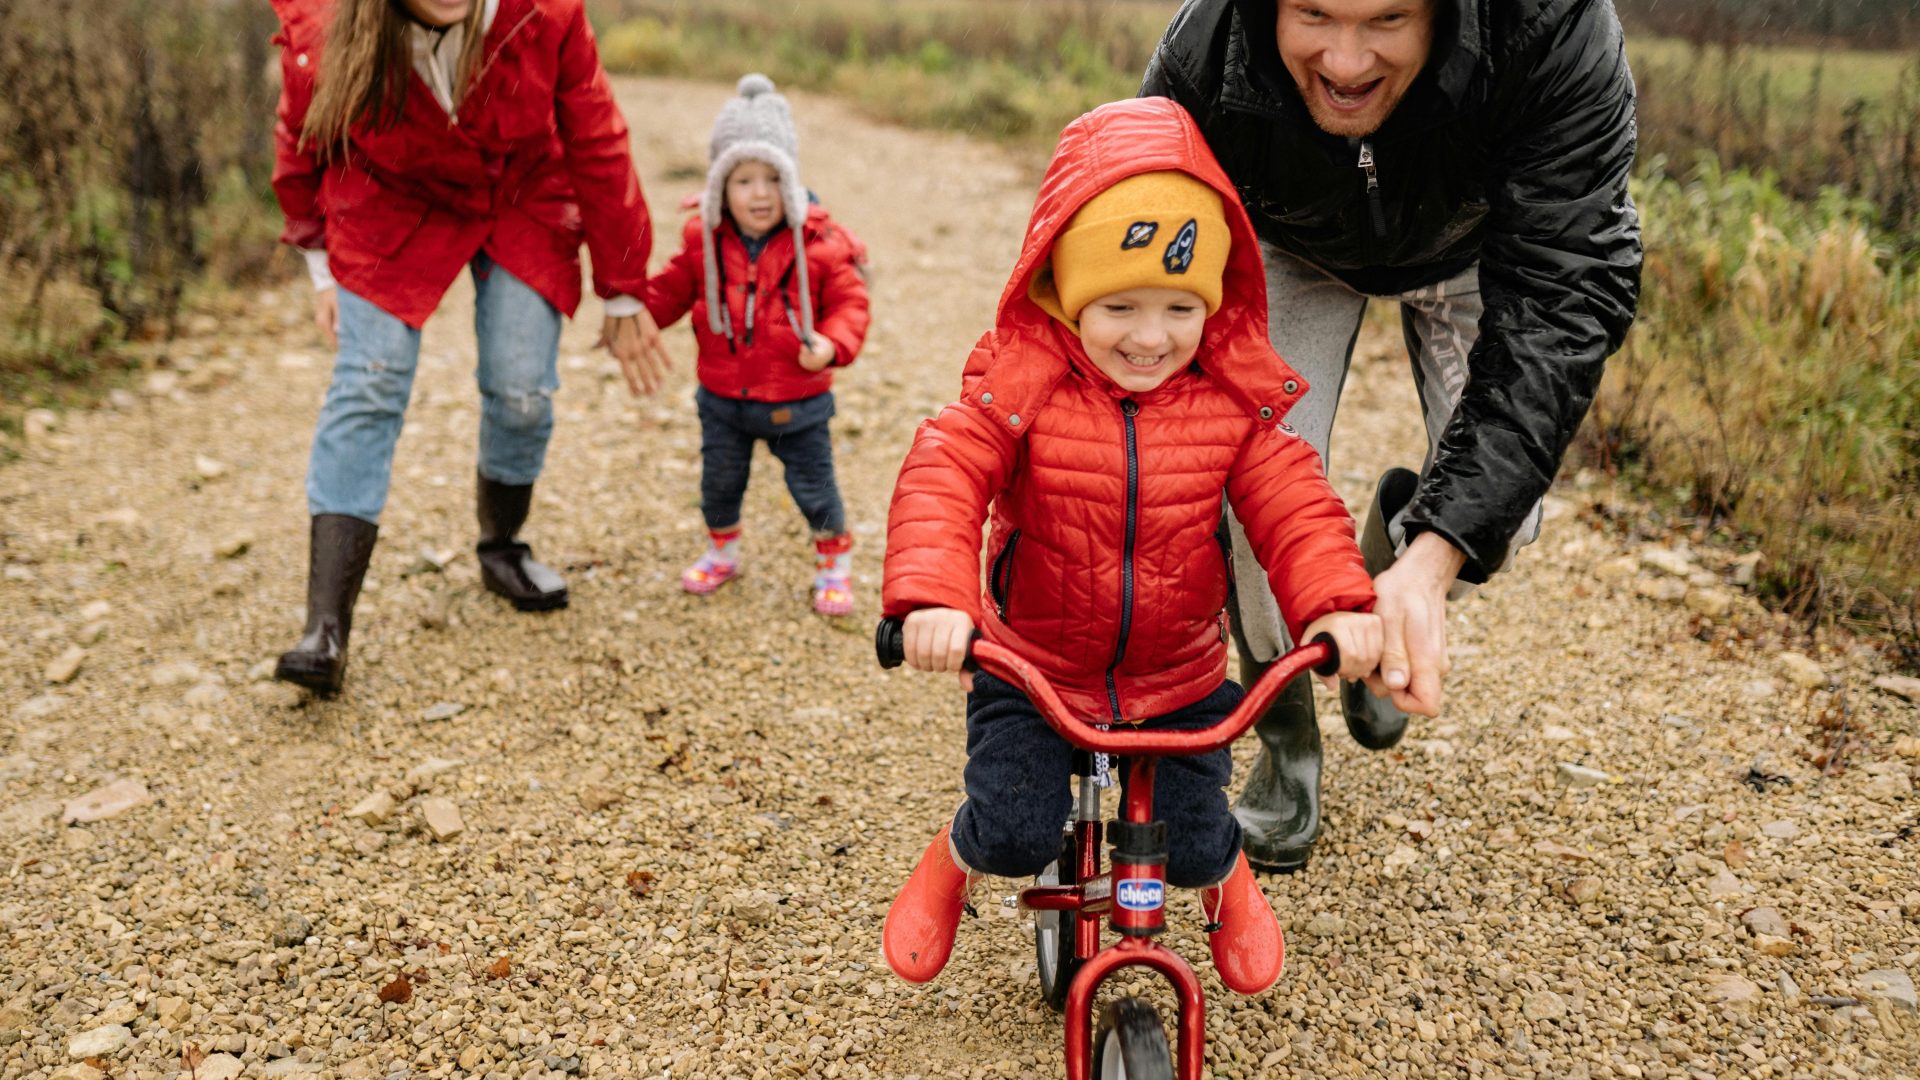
[420, 797, 464, 840]
[1706, 975, 1763, 1005]
[1776, 650, 1828, 688]
[43, 646, 85, 685]
[1856, 969, 1916, 1010]
[61, 779, 150, 823]
[66, 1025, 131, 1059]
[1556, 762, 1611, 787]
[346, 790, 396, 825]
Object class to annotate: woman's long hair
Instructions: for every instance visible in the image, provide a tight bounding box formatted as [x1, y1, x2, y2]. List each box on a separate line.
[302, 0, 487, 156]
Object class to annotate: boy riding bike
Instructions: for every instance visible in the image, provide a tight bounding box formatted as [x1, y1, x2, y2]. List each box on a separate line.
[879, 97, 1384, 995]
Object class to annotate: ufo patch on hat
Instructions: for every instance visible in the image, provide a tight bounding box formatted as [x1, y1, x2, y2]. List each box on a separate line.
[1163, 219, 1198, 274]
[1121, 221, 1158, 250]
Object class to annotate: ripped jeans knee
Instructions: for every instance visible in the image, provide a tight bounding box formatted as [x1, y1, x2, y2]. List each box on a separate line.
[477, 381, 555, 484]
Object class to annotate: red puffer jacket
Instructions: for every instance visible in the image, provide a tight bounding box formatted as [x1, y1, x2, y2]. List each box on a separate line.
[270, 0, 652, 328]
[646, 207, 871, 402]
[882, 98, 1375, 724]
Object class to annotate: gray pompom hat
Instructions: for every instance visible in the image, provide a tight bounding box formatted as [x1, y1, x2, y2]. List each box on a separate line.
[701, 73, 813, 341]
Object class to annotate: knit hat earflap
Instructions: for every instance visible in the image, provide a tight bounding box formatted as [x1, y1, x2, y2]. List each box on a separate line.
[700, 74, 813, 341]
[1031, 170, 1230, 330]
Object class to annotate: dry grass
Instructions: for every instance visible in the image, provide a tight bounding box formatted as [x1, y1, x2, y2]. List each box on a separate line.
[1586, 163, 1920, 640]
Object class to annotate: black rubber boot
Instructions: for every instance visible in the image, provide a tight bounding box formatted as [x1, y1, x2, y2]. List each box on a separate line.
[1342, 467, 1419, 750]
[274, 514, 378, 695]
[475, 471, 568, 611]
[1230, 635, 1322, 874]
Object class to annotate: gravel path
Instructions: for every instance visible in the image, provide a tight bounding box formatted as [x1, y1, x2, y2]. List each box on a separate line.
[3, 77, 1917, 1080]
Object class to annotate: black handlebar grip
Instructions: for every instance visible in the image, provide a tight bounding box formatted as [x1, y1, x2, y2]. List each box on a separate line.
[876, 617, 906, 669]
[876, 616, 981, 673]
[1309, 632, 1341, 678]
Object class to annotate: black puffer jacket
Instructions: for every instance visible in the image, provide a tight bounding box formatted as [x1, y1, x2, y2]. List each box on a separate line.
[1142, 0, 1641, 580]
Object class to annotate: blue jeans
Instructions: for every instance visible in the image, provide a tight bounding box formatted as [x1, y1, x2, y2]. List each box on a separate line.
[694, 386, 845, 535]
[306, 254, 563, 522]
[951, 673, 1243, 889]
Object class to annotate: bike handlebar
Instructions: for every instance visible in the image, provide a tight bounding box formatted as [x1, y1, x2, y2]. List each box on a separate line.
[875, 616, 1340, 756]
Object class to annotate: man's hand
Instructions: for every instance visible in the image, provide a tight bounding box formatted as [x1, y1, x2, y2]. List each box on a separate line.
[798, 332, 836, 373]
[600, 308, 673, 397]
[1299, 610, 1383, 693]
[1362, 531, 1465, 717]
[313, 288, 339, 349]
[903, 607, 976, 692]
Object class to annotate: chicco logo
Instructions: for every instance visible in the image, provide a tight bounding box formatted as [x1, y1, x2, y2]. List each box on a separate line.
[1116, 879, 1166, 912]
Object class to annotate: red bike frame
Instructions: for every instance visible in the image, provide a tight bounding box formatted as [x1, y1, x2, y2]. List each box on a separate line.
[967, 637, 1335, 1080]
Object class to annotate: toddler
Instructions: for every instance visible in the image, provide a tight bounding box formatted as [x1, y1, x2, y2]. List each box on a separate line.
[879, 98, 1382, 994]
[647, 75, 870, 614]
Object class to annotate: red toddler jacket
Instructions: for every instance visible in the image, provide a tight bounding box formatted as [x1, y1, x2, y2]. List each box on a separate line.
[881, 98, 1375, 723]
[645, 207, 871, 403]
[271, 0, 653, 328]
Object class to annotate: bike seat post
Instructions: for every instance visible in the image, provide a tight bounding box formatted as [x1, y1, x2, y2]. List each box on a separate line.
[1067, 751, 1106, 961]
[1108, 757, 1168, 939]
[1071, 751, 1098, 823]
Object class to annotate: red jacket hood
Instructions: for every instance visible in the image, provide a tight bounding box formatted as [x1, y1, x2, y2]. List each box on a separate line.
[967, 97, 1308, 428]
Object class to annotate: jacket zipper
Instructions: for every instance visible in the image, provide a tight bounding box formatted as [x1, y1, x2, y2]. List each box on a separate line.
[991, 529, 1022, 620]
[1357, 139, 1387, 239]
[1105, 399, 1140, 724]
[742, 281, 758, 346]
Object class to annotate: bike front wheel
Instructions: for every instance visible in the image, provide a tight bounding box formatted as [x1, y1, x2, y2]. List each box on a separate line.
[1034, 832, 1082, 1011]
[1093, 997, 1173, 1080]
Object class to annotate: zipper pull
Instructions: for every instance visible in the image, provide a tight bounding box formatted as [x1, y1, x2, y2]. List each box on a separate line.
[1357, 140, 1387, 239]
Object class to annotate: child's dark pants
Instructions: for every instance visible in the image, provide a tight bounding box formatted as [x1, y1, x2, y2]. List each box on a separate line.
[695, 387, 845, 535]
[950, 672, 1244, 889]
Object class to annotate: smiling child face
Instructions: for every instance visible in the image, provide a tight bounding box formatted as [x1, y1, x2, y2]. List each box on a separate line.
[724, 159, 785, 239]
[1076, 287, 1208, 394]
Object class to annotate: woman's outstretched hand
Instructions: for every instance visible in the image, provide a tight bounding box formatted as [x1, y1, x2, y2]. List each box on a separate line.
[602, 308, 673, 396]
[312, 288, 339, 349]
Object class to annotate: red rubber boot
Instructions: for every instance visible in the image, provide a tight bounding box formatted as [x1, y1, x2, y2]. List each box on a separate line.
[1201, 851, 1285, 994]
[882, 824, 977, 983]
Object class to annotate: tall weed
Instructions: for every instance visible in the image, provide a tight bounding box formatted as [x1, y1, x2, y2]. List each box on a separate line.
[1590, 160, 1920, 637]
[0, 0, 280, 419]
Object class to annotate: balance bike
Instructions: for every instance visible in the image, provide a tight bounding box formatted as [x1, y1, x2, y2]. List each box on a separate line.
[877, 617, 1337, 1080]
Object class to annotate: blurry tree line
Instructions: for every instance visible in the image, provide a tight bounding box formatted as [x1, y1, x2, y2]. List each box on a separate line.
[0, 0, 279, 379]
[1615, 0, 1920, 48]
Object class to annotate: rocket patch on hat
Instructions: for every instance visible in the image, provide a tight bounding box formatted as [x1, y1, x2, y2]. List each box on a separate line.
[1041, 172, 1231, 321]
[1162, 218, 1198, 275]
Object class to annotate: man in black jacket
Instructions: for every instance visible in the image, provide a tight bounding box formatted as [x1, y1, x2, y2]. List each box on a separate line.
[1143, 0, 1641, 871]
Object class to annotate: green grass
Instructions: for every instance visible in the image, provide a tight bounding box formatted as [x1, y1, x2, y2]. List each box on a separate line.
[593, 0, 1165, 143]
[1628, 35, 1914, 104]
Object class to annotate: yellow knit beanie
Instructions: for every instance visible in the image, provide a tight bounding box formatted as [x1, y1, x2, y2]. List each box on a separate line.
[1033, 171, 1231, 327]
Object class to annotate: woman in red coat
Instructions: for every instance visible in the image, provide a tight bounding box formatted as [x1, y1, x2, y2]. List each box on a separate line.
[268, 0, 669, 693]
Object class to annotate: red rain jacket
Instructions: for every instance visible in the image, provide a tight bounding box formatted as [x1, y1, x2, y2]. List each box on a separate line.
[270, 0, 652, 328]
[646, 206, 871, 402]
[881, 98, 1375, 723]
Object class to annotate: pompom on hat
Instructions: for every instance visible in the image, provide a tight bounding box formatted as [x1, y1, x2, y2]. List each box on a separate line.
[1031, 170, 1231, 329]
[700, 74, 813, 340]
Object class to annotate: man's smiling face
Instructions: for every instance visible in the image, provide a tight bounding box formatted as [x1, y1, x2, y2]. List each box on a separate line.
[1275, 0, 1437, 138]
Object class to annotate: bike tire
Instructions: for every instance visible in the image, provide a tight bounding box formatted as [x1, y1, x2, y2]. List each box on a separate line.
[1093, 997, 1173, 1080]
[1033, 831, 1082, 1011]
